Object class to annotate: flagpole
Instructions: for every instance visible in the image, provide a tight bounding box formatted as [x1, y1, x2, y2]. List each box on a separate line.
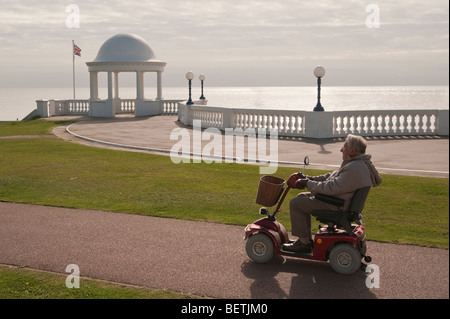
[72, 40, 75, 99]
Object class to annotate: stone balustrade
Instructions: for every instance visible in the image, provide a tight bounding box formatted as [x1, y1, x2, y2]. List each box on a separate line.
[178, 102, 449, 138]
[35, 99, 184, 118]
[33, 98, 448, 138]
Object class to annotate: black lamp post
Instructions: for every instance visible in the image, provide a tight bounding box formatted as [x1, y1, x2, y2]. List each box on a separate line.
[199, 74, 206, 100]
[313, 65, 326, 112]
[186, 71, 194, 105]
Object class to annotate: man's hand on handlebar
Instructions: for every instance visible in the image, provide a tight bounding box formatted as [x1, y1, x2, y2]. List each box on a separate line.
[287, 173, 310, 189]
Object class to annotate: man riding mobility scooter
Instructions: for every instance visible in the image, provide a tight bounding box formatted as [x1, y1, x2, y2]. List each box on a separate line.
[244, 157, 372, 275]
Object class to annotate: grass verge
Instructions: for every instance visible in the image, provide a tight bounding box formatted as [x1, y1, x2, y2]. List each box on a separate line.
[0, 119, 73, 136]
[0, 264, 199, 299]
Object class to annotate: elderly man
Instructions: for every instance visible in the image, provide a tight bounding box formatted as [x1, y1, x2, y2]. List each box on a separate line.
[283, 134, 382, 253]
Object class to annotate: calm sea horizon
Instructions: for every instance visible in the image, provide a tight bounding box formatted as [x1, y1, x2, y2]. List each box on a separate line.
[0, 85, 448, 121]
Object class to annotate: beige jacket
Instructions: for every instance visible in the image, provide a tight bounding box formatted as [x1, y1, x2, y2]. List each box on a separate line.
[306, 154, 382, 210]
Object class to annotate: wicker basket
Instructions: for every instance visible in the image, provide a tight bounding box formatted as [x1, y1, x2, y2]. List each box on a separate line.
[255, 176, 285, 207]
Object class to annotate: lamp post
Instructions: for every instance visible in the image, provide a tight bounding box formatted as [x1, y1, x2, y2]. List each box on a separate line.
[313, 65, 326, 112]
[186, 71, 194, 105]
[199, 74, 206, 100]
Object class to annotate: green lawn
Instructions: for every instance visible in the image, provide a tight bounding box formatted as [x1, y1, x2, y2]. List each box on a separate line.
[0, 265, 199, 299]
[1, 119, 448, 248]
[0, 119, 73, 136]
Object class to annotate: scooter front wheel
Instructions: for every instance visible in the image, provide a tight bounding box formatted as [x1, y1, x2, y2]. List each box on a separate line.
[246, 233, 275, 264]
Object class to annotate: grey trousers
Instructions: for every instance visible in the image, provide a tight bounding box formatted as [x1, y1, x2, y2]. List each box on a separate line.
[289, 192, 338, 242]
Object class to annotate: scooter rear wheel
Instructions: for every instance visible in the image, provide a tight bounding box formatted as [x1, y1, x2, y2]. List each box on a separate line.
[246, 233, 274, 264]
[329, 243, 361, 275]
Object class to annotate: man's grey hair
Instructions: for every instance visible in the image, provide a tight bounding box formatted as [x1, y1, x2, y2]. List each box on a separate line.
[346, 134, 367, 154]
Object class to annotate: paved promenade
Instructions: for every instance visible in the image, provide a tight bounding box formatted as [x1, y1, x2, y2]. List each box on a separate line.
[55, 115, 448, 178]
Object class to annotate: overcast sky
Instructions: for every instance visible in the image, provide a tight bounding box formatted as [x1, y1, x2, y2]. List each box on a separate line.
[0, 0, 448, 88]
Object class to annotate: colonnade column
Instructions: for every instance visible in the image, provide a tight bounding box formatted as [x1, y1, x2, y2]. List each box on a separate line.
[107, 71, 113, 100]
[157, 71, 162, 100]
[114, 72, 119, 99]
[136, 71, 144, 100]
[113, 71, 121, 113]
[89, 71, 98, 100]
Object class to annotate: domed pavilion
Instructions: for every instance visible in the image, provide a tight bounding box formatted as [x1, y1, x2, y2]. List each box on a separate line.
[86, 33, 167, 117]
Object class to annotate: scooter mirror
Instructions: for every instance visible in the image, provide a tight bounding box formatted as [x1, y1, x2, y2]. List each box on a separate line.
[302, 156, 309, 175]
[302, 156, 310, 176]
[304, 156, 309, 166]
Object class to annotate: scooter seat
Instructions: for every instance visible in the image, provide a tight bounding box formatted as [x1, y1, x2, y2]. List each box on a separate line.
[311, 210, 360, 233]
[312, 186, 371, 233]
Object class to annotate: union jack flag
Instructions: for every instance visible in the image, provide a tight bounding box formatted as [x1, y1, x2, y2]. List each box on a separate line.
[73, 44, 81, 56]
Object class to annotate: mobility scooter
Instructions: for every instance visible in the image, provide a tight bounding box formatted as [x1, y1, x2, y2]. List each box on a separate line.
[244, 157, 372, 275]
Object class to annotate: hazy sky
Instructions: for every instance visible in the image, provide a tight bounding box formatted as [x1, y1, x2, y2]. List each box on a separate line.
[0, 0, 448, 88]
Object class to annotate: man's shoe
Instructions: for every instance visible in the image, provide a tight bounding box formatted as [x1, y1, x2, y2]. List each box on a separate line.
[282, 240, 312, 253]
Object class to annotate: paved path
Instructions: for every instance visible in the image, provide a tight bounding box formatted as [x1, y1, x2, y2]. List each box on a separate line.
[1, 115, 449, 299]
[1, 202, 448, 299]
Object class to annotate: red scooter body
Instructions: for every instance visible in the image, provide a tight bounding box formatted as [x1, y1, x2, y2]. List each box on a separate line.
[244, 184, 371, 275]
[244, 217, 367, 262]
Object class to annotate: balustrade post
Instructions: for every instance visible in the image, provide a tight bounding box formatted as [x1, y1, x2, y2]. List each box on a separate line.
[436, 110, 449, 136]
[222, 108, 234, 130]
[49, 100, 57, 116]
[303, 111, 334, 138]
[36, 100, 49, 117]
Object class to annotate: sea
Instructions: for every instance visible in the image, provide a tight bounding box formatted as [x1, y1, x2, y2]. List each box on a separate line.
[0, 86, 448, 122]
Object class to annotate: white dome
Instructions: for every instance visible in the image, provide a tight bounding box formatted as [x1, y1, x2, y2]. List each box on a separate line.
[93, 33, 158, 62]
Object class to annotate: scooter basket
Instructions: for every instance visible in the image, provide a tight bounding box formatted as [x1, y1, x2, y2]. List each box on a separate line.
[255, 176, 285, 207]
